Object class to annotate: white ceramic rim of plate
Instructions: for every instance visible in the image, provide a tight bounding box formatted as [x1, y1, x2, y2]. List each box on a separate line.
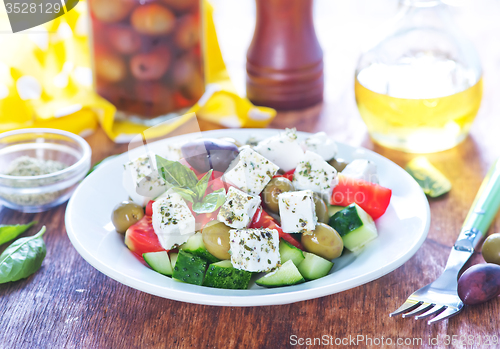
[65, 129, 430, 306]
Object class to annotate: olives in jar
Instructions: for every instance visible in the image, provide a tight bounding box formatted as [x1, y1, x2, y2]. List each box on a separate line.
[181, 138, 239, 173]
[457, 263, 500, 305]
[175, 15, 200, 50]
[112, 201, 145, 234]
[131, 4, 176, 36]
[313, 193, 329, 224]
[107, 26, 142, 55]
[328, 158, 349, 172]
[172, 55, 199, 87]
[301, 223, 343, 260]
[482, 233, 500, 265]
[262, 177, 295, 214]
[162, 0, 198, 11]
[94, 48, 127, 83]
[133, 83, 175, 116]
[135, 82, 172, 104]
[202, 220, 231, 260]
[130, 47, 171, 81]
[89, 0, 205, 120]
[89, 0, 135, 23]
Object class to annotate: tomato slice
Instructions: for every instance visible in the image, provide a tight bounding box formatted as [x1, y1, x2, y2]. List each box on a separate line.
[273, 169, 295, 181]
[124, 216, 166, 259]
[145, 200, 154, 216]
[196, 170, 222, 181]
[330, 175, 392, 219]
[250, 207, 304, 250]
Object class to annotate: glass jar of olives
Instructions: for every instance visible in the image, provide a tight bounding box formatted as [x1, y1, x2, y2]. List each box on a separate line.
[88, 0, 205, 125]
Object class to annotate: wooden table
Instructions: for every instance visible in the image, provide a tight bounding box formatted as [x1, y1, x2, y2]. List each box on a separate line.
[2, 1, 500, 348]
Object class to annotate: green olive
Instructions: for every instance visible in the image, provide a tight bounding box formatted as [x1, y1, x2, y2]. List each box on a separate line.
[262, 177, 295, 214]
[328, 158, 349, 172]
[202, 220, 231, 260]
[301, 223, 343, 260]
[111, 201, 144, 234]
[482, 233, 500, 265]
[313, 193, 329, 224]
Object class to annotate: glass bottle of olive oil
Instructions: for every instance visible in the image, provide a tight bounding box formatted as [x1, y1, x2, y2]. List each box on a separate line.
[355, 0, 482, 153]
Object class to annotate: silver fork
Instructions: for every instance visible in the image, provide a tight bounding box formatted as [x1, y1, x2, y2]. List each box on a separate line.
[390, 159, 500, 324]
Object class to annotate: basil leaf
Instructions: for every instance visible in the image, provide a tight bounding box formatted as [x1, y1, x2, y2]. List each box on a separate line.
[0, 226, 46, 284]
[0, 221, 36, 246]
[192, 189, 226, 214]
[156, 155, 198, 189]
[170, 187, 196, 203]
[194, 169, 212, 199]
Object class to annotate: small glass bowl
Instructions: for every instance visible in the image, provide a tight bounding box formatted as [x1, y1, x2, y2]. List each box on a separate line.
[0, 128, 91, 212]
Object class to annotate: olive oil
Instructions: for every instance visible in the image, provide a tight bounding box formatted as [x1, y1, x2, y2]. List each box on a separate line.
[355, 60, 483, 153]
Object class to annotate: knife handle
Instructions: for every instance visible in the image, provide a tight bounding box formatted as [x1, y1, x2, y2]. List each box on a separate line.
[456, 159, 500, 252]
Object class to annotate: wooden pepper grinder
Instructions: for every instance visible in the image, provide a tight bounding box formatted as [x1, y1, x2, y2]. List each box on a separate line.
[246, 0, 324, 110]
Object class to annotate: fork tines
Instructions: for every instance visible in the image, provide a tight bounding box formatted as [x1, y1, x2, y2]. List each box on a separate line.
[390, 301, 462, 325]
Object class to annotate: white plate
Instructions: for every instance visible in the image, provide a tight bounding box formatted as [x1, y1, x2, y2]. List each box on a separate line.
[65, 129, 430, 306]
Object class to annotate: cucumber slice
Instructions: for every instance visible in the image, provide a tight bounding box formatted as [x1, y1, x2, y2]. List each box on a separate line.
[203, 260, 252, 289]
[170, 252, 178, 269]
[406, 156, 451, 198]
[180, 232, 219, 263]
[279, 240, 305, 267]
[328, 203, 378, 252]
[298, 252, 333, 280]
[327, 205, 345, 217]
[143, 251, 173, 276]
[172, 250, 207, 285]
[255, 260, 305, 288]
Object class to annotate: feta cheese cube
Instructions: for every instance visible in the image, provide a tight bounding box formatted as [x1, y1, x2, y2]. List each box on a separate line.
[229, 228, 280, 272]
[152, 192, 196, 250]
[159, 143, 183, 161]
[293, 151, 339, 201]
[217, 187, 261, 229]
[341, 159, 379, 184]
[278, 190, 317, 234]
[300, 132, 338, 161]
[122, 153, 168, 206]
[253, 128, 304, 172]
[222, 147, 279, 195]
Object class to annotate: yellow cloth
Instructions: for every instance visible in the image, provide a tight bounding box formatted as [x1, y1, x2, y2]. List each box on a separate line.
[0, 1, 275, 142]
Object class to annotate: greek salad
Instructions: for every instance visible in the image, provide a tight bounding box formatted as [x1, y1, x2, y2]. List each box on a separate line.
[111, 129, 392, 289]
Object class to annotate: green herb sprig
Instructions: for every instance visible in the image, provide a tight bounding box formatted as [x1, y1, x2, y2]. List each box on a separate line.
[156, 155, 226, 214]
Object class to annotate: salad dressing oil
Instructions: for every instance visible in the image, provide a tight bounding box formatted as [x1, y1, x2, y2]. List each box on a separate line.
[355, 56, 483, 153]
